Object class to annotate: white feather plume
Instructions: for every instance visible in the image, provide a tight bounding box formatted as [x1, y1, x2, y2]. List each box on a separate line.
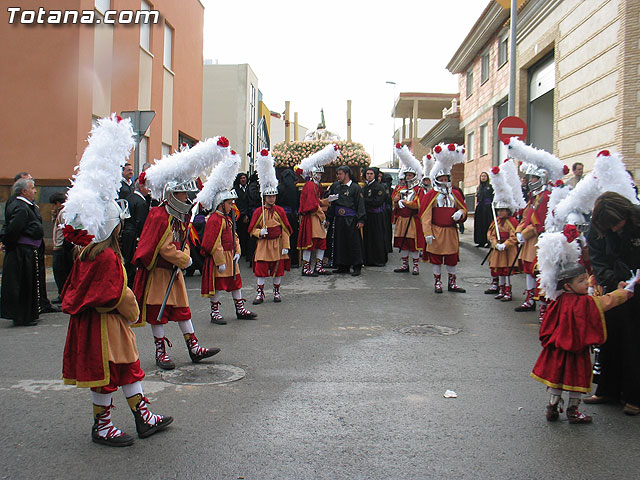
[298, 144, 341, 175]
[422, 155, 435, 180]
[489, 166, 515, 210]
[593, 150, 640, 205]
[144, 137, 229, 200]
[544, 184, 572, 232]
[553, 172, 600, 226]
[501, 159, 526, 210]
[256, 150, 278, 194]
[395, 145, 423, 178]
[430, 143, 465, 181]
[507, 137, 566, 182]
[62, 114, 135, 238]
[195, 151, 240, 209]
[537, 230, 582, 301]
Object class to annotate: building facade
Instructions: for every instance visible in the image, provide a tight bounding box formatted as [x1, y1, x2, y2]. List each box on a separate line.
[446, 0, 640, 197]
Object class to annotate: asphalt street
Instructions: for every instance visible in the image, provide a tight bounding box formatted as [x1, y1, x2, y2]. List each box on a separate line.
[1, 229, 638, 479]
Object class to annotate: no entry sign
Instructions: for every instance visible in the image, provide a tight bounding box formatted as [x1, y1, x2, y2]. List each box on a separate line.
[497, 116, 527, 143]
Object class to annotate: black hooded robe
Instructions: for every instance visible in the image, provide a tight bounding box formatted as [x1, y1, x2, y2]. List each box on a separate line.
[277, 169, 301, 267]
[327, 180, 366, 268]
[362, 180, 388, 266]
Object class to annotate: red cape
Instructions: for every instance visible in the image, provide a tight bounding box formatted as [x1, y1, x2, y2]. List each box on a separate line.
[248, 204, 292, 234]
[200, 211, 227, 296]
[531, 293, 606, 392]
[62, 248, 127, 388]
[132, 206, 172, 305]
[520, 190, 550, 235]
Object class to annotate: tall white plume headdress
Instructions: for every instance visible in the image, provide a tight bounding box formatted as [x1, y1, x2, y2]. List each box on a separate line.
[422, 154, 435, 180]
[430, 143, 465, 182]
[592, 149, 639, 205]
[297, 144, 341, 176]
[537, 225, 584, 301]
[141, 136, 231, 200]
[256, 149, 279, 196]
[394, 143, 423, 178]
[507, 137, 568, 183]
[489, 159, 525, 212]
[544, 182, 573, 232]
[62, 114, 135, 245]
[195, 150, 241, 210]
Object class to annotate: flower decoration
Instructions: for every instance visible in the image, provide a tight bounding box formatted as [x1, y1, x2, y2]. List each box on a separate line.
[273, 141, 371, 169]
[138, 170, 146, 185]
[491, 166, 500, 175]
[562, 224, 580, 243]
[217, 136, 229, 148]
[555, 180, 564, 187]
[434, 145, 442, 154]
[447, 143, 456, 151]
[62, 224, 94, 246]
[261, 149, 269, 156]
[563, 165, 570, 175]
[597, 150, 610, 157]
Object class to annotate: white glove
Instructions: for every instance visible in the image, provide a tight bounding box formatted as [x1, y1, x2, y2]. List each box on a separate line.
[496, 243, 506, 251]
[625, 269, 640, 292]
[186, 257, 193, 268]
[516, 232, 525, 245]
[452, 209, 464, 222]
[424, 235, 434, 245]
[233, 253, 240, 263]
[281, 248, 289, 255]
[398, 200, 406, 209]
[218, 263, 227, 273]
[328, 194, 339, 202]
[260, 227, 269, 237]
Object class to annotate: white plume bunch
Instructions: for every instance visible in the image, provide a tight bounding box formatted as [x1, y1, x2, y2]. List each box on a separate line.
[62, 114, 135, 237]
[544, 184, 572, 232]
[422, 154, 435, 179]
[144, 137, 230, 200]
[195, 151, 240, 209]
[501, 159, 526, 210]
[537, 230, 582, 301]
[593, 150, 640, 205]
[508, 137, 566, 182]
[299, 144, 340, 175]
[256, 150, 278, 194]
[430, 143, 465, 181]
[489, 165, 515, 210]
[395, 144, 423, 178]
[554, 172, 600, 226]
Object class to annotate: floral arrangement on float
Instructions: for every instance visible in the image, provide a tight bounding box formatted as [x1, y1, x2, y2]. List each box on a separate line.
[273, 140, 371, 169]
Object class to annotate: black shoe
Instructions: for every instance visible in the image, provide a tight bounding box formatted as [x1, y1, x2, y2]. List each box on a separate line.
[52, 296, 62, 304]
[351, 267, 362, 277]
[91, 428, 134, 447]
[332, 267, 349, 274]
[210, 316, 227, 325]
[15, 320, 39, 327]
[40, 304, 61, 314]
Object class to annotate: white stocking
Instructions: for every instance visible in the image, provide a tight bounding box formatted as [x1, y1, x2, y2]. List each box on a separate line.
[505, 275, 511, 286]
[568, 391, 582, 399]
[210, 292, 221, 303]
[122, 381, 144, 398]
[526, 274, 537, 290]
[273, 276, 281, 286]
[151, 324, 165, 339]
[499, 275, 506, 286]
[257, 277, 266, 286]
[433, 264, 442, 275]
[410, 250, 421, 260]
[178, 319, 194, 335]
[91, 391, 112, 407]
[447, 265, 456, 275]
[302, 250, 312, 262]
[231, 289, 242, 300]
[400, 249, 409, 258]
[315, 249, 325, 261]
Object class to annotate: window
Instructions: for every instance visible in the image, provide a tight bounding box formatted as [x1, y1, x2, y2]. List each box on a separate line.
[161, 143, 170, 158]
[480, 123, 488, 156]
[164, 23, 173, 70]
[466, 69, 473, 98]
[481, 50, 490, 84]
[95, 0, 110, 14]
[498, 33, 508, 68]
[140, 1, 151, 51]
[467, 131, 475, 161]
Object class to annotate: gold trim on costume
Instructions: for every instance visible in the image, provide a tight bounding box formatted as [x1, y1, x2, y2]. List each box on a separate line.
[530, 372, 592, 393]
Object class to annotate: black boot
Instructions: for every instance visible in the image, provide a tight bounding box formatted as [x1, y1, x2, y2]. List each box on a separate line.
[127, 393, 174, 438]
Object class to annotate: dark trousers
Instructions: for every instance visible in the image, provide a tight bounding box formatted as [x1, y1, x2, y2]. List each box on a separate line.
[52, 249, 71, 295]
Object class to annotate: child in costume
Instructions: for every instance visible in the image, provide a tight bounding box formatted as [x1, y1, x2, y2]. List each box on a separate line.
[484, 160, 525, 301]
[198, 150, 257, 324]
[61, 115, 171, 447]
[133, 137, 227, 369]
[250, 150, 292, 304]
[530, 225, 635, 423]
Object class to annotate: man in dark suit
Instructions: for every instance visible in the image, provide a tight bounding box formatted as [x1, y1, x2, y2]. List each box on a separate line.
[118, 163, 135, 200]
[121, 179, 150, 286]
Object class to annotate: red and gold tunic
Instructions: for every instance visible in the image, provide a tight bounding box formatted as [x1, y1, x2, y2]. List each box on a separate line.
[516, 190, 550, 267]
[62, 248, 142, 389]
[392, 185, 425, 252]
[420, 188, 468, 256]
[487, 216, 519, 271]
[531, 290, 628, 392]
[298, 181, 329, 251]
[200, 210, 242, 296]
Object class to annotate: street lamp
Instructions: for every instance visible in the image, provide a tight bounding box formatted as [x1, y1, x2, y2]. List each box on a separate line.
[385, 81, 396, 168]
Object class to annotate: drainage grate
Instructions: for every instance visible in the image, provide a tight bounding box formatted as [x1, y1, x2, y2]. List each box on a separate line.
[159, 364, 246, 386]
[395, 324, 462, 336]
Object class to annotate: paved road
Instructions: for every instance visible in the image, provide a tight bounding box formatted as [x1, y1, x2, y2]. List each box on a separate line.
[1, 230, 638, 479]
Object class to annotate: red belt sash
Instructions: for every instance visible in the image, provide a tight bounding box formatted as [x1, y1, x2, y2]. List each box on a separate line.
[432, 207, 456, 227]
[266, 226, 282, 239]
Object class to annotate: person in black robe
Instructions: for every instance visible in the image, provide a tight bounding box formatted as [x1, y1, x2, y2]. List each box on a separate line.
[277, 168, 301, 268]
[381, 173, 394, 253]
[474, 172, 493, 247]
[362, 167, 387, 266]
[245, 172, 262, 265]
[327, 166, 366, 276]
[0, 178, 43, 326]
[585, 192, 640, 415]
[233, 172, 251, 261]
[121, 180, 150, 286]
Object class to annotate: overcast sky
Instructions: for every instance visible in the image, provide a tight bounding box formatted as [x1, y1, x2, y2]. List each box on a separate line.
[202, 0, 490, 167]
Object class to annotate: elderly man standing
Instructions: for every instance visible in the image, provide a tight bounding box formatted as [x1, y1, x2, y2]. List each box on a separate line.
[118, 162, 135, 200]
[0, 178, 43, 326]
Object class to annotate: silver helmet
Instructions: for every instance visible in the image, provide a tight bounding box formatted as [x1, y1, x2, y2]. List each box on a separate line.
[403, 171, 420, 189]
[164, 179, 198, 222]
[432, 170, 452, 194]
[214, 188, 238, 209]
[94, 199, 130, 243]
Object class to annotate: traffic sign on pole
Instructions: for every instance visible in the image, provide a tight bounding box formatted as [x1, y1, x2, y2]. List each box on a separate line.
[497, 116, 527, 144]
